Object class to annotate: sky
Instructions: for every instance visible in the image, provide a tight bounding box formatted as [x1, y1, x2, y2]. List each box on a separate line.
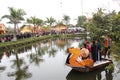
[0, 0, 120, 27]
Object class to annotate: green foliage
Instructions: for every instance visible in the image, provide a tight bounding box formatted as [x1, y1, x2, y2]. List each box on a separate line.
[45, 17, 56, 27]
[1, 7, 26, 41]
[62, 15, 70, 26]
[1, 7, 26, 24]
[90, 8, 118, 41]
[112, 13, 120, 42]
[76, 15, 87, 27]
[105, 63, 114, 72]
[0, 34, 6, 38]
[27, 16, 43, 26]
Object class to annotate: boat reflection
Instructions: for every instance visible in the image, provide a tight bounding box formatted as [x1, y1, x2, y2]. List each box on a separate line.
[66, 68, 113, 80]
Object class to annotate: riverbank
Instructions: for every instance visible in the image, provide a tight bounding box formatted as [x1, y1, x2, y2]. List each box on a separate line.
[0, 33, 85, 51]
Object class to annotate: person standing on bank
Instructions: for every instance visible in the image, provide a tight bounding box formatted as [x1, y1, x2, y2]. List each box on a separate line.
[108, 36, 112, 58]
[96, 40, 101, 61]
[104, 35, 109, 58]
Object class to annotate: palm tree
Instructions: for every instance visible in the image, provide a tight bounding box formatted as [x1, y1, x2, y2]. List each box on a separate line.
[45, 17, 56, 34]
[62, 15, 70, 26]
[27, 16, 44, 33]
[27, 16, 37, 33]
[76, 15, 87, 27]
[46, 17, 56, 27]
[36, 19, 44, 27]
[1, 7, 26, 41]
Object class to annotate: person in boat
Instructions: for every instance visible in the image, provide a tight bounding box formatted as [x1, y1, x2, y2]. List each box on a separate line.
[86, 41, 92, 58]
[91, 40, 97, 62]
[86, 41, 91, 53]
[89, 40, 102, 62]
[81, 43, 91, 59]
[67, 46, 94, 68]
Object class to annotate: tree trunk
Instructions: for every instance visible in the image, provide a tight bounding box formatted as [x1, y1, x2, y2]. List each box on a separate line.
[15, 50, 21, 71]
[12, 23, 17, 41]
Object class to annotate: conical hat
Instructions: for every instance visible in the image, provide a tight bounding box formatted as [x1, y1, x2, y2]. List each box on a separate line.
[81, 48, 89, 58]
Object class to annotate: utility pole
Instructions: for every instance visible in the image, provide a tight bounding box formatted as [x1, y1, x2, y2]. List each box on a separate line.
[60, 0, 63, 20]
[108, 1, 110, 13]
[81, 0, 83, 16]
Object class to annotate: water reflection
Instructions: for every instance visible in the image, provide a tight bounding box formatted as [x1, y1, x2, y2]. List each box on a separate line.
[0, 52, 7, 73]
[27, 45, 45, 66]
[55, 38, 67, 49]
[7, 50, 32, 80]
[66, 68, 113, 80]
[48, 48, 57, 57]
[0, 52, 3, 62]
[0, 37, 118, 80]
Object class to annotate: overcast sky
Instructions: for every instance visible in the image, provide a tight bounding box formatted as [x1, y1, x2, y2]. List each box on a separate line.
[0, 0, 120, 26]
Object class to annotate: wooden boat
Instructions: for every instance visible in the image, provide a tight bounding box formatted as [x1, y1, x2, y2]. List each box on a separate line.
[66, 47, 113, 72]
[66, 59, 112, 72]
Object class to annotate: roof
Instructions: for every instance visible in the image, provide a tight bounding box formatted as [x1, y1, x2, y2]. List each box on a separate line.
[0, 23, 6, 31]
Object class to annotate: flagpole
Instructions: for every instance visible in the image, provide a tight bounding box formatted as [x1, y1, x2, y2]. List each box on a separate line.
[81, 0, 83, 16]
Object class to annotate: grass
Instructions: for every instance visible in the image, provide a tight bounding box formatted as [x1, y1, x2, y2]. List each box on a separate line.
[0, 33, 85, 51]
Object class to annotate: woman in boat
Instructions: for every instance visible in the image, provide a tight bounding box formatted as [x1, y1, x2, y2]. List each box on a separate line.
[86, 41, 91, 52]
[86, 41, 92, 58]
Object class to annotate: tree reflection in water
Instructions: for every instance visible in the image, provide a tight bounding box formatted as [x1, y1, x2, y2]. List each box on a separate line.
[48, 39, 57, 57]
[48, 48, 57, 57]
[27, 43, 46, 66]
[110, 43, 120, 74]
[0, 53, 3, 62]
[0, 52, 6, 74]
[7, 50, 32, 80]
[1, 37, 120, 80]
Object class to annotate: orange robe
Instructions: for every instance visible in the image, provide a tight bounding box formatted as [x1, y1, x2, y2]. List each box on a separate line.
[68, 48, 94, 68]
[104, 38, 109, 47]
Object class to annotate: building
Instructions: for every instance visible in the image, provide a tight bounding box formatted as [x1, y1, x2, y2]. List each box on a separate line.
[20, 25, 33, 33]
[20, 25, 44, 34]
[54, 24, 67, 33]
[0, 23, 6, 34]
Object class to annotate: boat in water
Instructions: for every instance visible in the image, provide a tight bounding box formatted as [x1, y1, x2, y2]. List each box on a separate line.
[65, 47, 112, 72]
[66, 59, 112, 72]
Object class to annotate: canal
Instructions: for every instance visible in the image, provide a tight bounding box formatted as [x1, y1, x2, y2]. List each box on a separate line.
[0, 37, 120, 80]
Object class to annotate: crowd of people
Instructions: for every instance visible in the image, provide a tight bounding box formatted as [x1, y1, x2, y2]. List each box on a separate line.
[0, 33, 34, 42]
[84, 35, 112, 62]
[66, 35, 112, 67]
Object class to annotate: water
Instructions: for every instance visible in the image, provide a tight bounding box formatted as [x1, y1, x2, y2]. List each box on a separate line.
[0, 37, 120, 80]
